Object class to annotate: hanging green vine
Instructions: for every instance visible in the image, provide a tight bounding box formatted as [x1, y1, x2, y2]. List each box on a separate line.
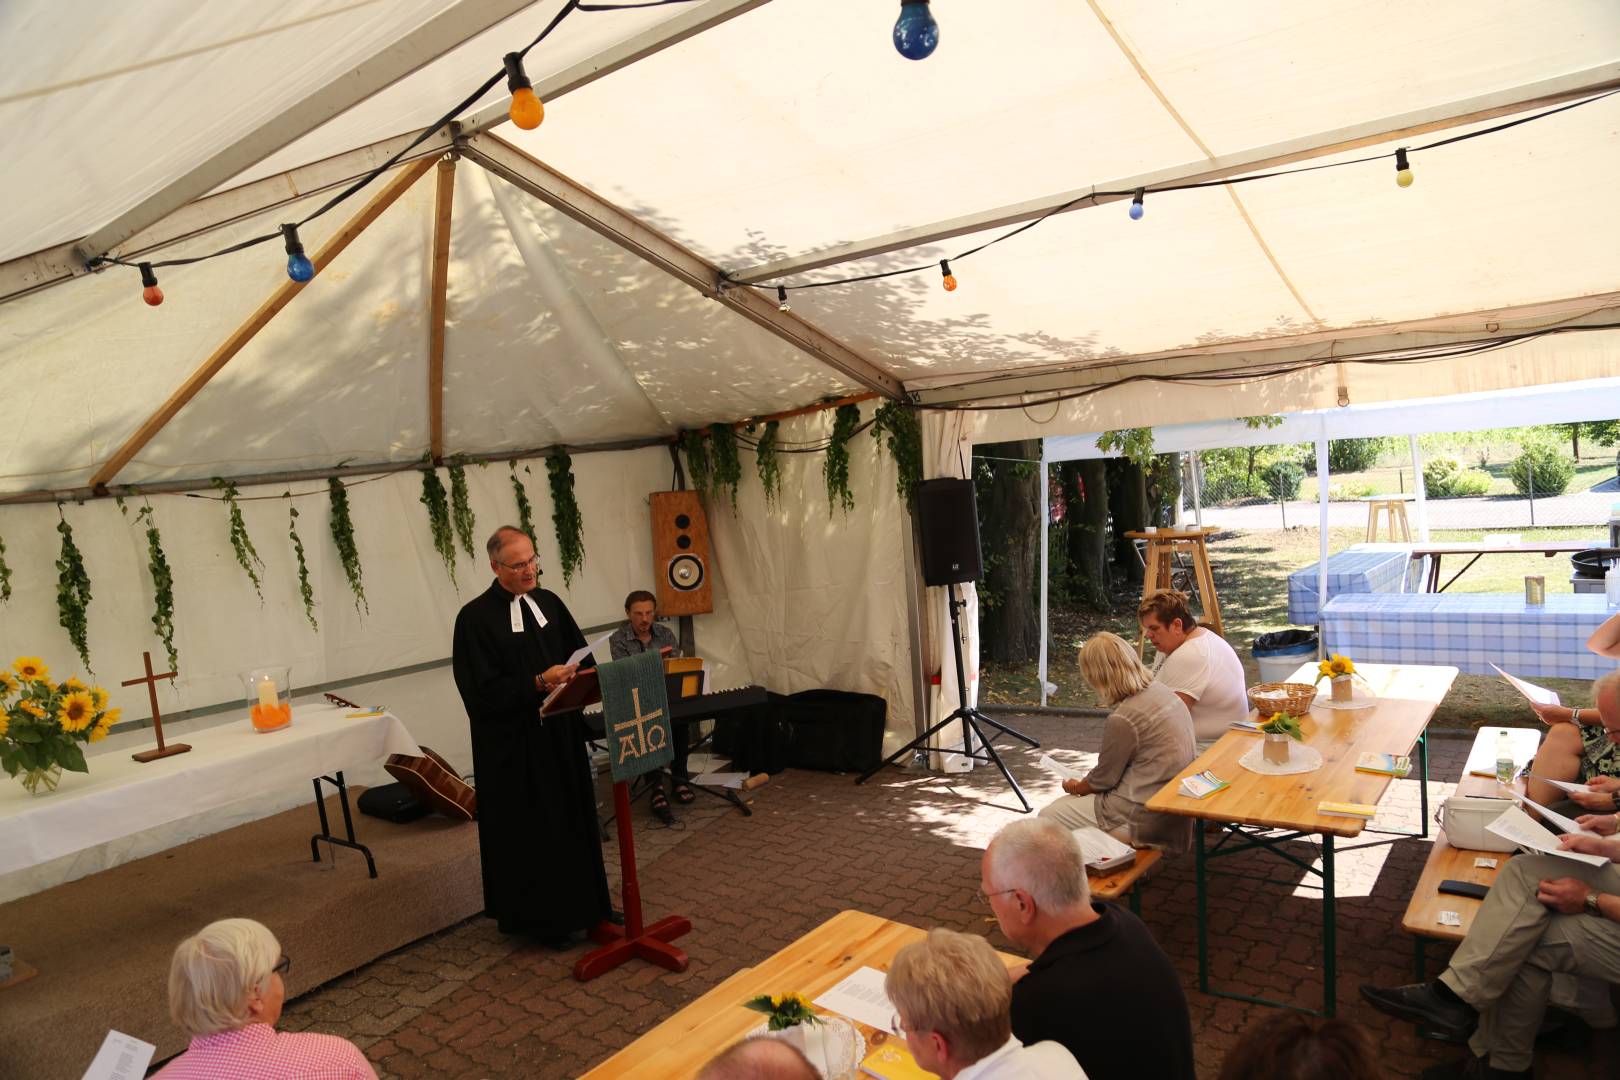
[754, 421, 782, 507]
[419, 459, 456, 584]
[0, 531, 11, 604]
[327, 477, 367, 613]
[286, 495, 318, 632]
[823, 403, 861, 515]
[872, 402, 924, 512]
[213, 478, 264, 600]
[136, 504, 178, 673]
[510, 460, 538, 549]
[682, 429, 713, 495]
[709, 423, 742, 511]
[448, 459, 477, 560]
[546, 446, 585, 587]
[55, 509, 93, 672]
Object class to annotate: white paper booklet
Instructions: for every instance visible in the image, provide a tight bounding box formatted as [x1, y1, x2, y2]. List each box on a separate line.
[1529, 775, 1594, 795]
[1038, 754, 1085, 782]
[1497, 787, 1602, 836]
[1072, 827, 1135, 872]
[81, 1031, 156, 1080]
[1490, 664, 1561, 708]
[813, 965, 898, 1033]
[1485, 806, 1608, 866]
[690, 771, 748, 789]
[567, 631, 614, 668]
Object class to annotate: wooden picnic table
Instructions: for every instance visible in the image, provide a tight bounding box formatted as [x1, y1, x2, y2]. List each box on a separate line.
[1145, 661, 1458, 1016]
[578, 910, 1019, 1078]
[1408, 539, 1600, 592]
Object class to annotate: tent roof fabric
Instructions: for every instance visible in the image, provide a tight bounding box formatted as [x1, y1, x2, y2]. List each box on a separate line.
[3, 1, 1619, 494]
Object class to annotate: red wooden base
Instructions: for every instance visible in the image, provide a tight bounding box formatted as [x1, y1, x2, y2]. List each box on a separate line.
[131, 742, 191, 763]
[573, 914, 692, 982]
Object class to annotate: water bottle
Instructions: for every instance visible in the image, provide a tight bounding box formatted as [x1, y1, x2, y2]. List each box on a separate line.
[1495, 730, 1514, 786]
[1607, 561, 1620, 607]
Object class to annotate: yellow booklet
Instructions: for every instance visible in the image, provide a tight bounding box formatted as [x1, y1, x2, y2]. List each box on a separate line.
[1317, 800, 1377, 819]
[860, 1038, 938, 1080]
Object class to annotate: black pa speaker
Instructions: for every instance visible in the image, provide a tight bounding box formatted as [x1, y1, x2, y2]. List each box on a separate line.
[916, 478, 983, 586]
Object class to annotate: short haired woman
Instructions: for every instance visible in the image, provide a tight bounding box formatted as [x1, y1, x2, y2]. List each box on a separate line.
[154, 918, 376, 1079]
[1038, 631, 1196, 854]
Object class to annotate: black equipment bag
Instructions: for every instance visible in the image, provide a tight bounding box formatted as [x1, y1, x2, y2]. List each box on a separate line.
[712, 689, 886, 774]
[357, 782, 428, 823]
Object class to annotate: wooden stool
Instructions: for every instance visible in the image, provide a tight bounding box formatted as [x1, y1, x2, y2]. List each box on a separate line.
[1362, 496, 1413, 542]
[1126, 528, 1222, 654]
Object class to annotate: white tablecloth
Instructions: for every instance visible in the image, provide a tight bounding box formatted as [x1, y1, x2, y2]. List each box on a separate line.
[0, 703, 420, 900]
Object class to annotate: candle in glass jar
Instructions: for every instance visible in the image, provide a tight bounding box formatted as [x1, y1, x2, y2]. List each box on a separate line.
[256, 675, 277, 708]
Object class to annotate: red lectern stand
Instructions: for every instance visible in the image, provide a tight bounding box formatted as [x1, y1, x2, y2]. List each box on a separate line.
[541, 667, 692, 982]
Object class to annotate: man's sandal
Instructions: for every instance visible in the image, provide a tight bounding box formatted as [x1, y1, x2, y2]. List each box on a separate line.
[650, 789, 676, 825]
[672, 781, 696, 805]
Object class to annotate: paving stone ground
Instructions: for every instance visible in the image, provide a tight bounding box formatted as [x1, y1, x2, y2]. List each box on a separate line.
[280, 718, 1613, 1078]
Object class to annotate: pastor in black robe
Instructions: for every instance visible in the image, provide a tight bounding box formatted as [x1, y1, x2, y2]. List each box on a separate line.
[451, 579, 611, 939]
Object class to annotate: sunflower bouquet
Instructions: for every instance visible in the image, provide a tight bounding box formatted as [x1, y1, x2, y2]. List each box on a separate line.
[743, 991, 823, 1031]
[1258, 711, 1304, 740]
[1318, 654, 1356, 680]
[0, 656, 119, 795]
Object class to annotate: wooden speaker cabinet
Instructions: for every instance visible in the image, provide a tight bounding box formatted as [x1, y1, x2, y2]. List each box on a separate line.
[650, 491, 714, 616]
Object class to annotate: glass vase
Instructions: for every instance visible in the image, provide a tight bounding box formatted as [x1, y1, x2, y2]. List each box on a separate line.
[240, 666, 293, 732]
[19, 762, 63, 796]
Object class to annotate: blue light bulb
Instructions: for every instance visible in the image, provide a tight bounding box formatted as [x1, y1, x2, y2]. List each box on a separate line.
[893, 1, 938, 61]
[287, 252, 315, 282]
[1129, 188, 1145, 220]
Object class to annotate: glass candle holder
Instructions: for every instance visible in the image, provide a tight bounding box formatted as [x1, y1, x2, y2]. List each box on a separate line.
[241, 667, 293, 732]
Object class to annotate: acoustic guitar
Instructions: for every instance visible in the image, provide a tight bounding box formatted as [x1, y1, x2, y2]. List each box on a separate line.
[324, 693, 478, 822]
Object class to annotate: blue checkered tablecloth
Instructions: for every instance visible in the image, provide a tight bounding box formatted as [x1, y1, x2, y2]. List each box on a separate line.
[1287, 549, 1411, 626]
[1321, 593, 1619, 679]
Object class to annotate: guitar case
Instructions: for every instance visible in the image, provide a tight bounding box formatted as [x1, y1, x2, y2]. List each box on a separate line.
[358, 782, 428, 823]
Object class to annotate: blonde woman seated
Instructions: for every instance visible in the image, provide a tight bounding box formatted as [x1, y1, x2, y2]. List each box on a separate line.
[1038, 632, 1196, 855]
[153, 918, 376, 1079]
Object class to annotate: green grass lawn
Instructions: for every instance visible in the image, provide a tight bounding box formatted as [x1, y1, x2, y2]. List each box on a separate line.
[1290, 453, 1617, 503]
[982, 524, 1609, 730]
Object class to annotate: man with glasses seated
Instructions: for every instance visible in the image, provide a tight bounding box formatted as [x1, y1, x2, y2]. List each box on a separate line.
[152, 918, 375, 1078]
[981, 819, 1194, 1080]
[453, 526, 614, 950]
[886, 927, 1085, 1079]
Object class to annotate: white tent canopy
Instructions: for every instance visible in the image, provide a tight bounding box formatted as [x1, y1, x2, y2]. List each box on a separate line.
[2, 0, 1619, 753]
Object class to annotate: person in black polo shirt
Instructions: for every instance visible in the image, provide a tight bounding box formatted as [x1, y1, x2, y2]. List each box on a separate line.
[980, 818, 1195, 1080]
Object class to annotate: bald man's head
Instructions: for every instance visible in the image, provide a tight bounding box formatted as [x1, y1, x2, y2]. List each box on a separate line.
[696, 1037, 818, 1080]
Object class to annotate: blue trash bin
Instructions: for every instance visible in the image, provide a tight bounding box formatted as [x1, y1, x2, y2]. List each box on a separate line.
[1252, 629, 1318, 683]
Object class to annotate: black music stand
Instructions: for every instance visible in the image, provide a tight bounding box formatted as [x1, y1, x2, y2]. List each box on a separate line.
[856, 582, 1039, 812]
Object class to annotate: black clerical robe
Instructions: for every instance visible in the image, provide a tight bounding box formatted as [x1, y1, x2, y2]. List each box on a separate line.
[451, 580, 611, 938]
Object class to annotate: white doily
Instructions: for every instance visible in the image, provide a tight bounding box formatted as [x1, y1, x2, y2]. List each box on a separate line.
[1239, 741, 1323, 775]
[1313, 675, 1377, 711]
[749, 1019, 866, 1080]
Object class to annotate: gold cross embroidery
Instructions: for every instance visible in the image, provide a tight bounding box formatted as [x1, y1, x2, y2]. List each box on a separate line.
[614, 686, 668, 762]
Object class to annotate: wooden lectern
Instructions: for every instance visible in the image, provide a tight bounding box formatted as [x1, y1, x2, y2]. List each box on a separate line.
[542, 657, 701, 982]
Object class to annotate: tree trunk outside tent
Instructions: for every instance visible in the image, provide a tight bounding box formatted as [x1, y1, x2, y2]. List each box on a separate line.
[978, 440, 1041, 663]
[1064, 459, 1112, 608]
[1107, 458, 1148, 588]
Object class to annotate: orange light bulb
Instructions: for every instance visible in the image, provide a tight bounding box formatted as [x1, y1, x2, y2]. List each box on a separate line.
[142, 285, 164, 306]
[942, 275, 957, 292]
[509, 87, 544, 130]
[939, 258, 957, 292]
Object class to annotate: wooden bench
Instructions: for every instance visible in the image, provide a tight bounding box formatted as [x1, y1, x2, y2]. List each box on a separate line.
[1089, 847, 1162, 915]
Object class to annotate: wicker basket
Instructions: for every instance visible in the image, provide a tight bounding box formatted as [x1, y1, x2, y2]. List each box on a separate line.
[1247, 681, 1317, 718]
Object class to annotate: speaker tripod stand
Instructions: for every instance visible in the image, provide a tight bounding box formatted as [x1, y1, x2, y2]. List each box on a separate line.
[857, 582, 1040, 812]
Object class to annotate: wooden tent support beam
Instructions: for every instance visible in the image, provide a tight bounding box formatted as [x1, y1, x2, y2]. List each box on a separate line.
[88, 157, 439, 493]
[428, 156, 457, 461]
[4, 435, 673, 507]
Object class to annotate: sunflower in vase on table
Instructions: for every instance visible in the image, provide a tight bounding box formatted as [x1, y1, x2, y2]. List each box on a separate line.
[1, 656, 120, 795]
[1318, 654, 1359, 702]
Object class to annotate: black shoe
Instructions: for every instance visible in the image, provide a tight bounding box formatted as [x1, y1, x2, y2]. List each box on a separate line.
[607, 909, 625, 926]
[1360, 981, 1478, 1040]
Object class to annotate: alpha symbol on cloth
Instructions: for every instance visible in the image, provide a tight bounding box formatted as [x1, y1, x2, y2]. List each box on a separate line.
[614, 687, 668, 760]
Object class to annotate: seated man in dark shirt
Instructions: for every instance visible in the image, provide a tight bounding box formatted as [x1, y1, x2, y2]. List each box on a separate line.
[981, 818, 1196, 1080]
[608, 589, 686, 824]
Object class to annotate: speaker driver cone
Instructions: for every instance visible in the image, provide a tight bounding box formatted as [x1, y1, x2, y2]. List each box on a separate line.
[667, 554, 705, 591]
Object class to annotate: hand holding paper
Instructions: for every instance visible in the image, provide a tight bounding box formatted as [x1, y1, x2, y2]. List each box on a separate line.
[1491, 664, 1560, 709]
[1485, 806, 1608, 866]
[1038, 754, 1085, 782]
[1558, 831, 1620, 862]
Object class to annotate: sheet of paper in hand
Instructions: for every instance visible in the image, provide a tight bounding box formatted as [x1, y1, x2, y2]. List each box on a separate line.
[597, 651, 673, 782]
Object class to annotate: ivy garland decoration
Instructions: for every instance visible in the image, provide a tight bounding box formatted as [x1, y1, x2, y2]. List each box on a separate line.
[327, 477, 368, 613]
[55, 508, 93, 672]
[286, 495, 318, 632]
[510, 460, 538, 549]
[546, 446, 585, 587]
[448, 460, 477, 560]
[823, 403, 861, 515]
[754, 420, 782, 507]
[419, 459, 456, 584]
[872, 402, 923, 512]
[682, 430, 713, 495]
[0, 531, 11, 604]
[137, 503, 179, 673]
[709, 423, 742, 511]
[213, 478, 264, 600]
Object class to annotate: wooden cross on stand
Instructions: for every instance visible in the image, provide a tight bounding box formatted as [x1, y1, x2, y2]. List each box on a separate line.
[123, 650, 190, 763]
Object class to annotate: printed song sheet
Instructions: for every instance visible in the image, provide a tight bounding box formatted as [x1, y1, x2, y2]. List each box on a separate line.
[1485, 806, 1608, 866]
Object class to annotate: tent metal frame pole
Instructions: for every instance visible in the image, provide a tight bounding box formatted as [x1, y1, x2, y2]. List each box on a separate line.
[71, 0, 538, 268]
[461, 134, 903, 400]
[732, 64, 1620, 284]
[1190, 448, 1204, 530]
[1409, 434, 1430, 543]
[1038, 441, 1050, 708]
[428, 156, 458, 461]
[87, 158, 439, 493]
[1316, 429, 1331, 661]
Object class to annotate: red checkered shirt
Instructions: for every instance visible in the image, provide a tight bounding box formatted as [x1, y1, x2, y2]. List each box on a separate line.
[152, 1023, 377, 1079]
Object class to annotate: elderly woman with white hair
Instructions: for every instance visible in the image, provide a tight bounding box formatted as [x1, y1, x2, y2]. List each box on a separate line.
[1038, 631, 1196, 855]
[152, 918, 376, 1079]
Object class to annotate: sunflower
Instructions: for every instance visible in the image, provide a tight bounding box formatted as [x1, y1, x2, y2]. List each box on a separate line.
[61, 676, 87, 694]
[13, 657, 49, 682]
[89, 686, 109, 711]
[19, 700, 47, 719]
[0, 713, 8, 740]
[88, 717, 110, 743]
[0, 671, 17, 697]
[57, 691, 96, 733]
